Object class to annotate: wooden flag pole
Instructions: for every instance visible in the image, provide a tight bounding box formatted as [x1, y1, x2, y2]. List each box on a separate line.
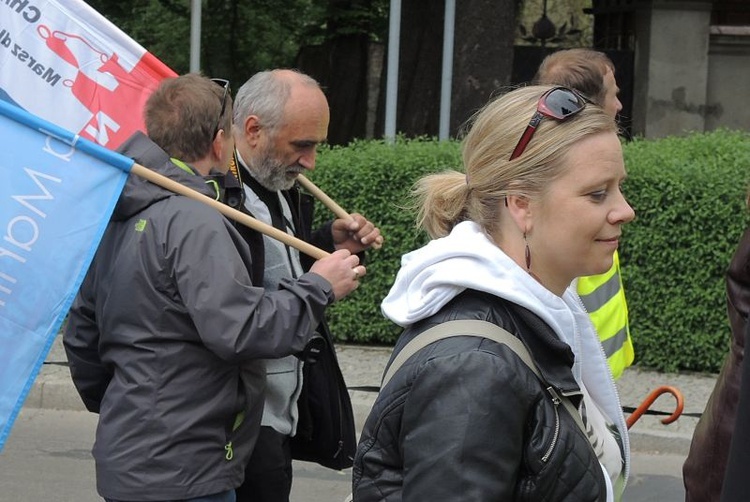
[297, 174, 383, 250]
[131, 163, 329, 260]
[297, 174, 350, 220]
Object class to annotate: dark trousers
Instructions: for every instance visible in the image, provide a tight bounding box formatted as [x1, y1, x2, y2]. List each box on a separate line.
[104, 490, 235, 502]
[236, 426, 292, 502]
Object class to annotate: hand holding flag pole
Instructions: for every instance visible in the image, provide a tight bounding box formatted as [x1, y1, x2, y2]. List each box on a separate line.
[297, 174, 383, 250]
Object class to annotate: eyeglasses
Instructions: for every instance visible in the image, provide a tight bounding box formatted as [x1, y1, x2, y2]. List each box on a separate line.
[509, 86, 587, 161]
[211, 78, 230, 138]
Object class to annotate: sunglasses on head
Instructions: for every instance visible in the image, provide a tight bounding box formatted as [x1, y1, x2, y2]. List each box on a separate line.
[211, 78, 230, 138]
[509, 86, 587, 161]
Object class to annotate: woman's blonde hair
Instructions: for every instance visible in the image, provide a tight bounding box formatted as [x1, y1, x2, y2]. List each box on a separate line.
[413, 85, 618, 238]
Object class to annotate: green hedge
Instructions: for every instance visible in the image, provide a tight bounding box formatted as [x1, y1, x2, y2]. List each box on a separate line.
[308, 130, 750, 373]
[621, 130, 750, 372]
[309, 138, 460, 344]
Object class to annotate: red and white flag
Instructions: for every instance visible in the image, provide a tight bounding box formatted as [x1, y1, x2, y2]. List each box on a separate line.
[0, 0, 176, 149]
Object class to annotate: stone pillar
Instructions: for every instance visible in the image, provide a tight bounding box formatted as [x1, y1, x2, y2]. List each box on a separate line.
[632, 0, 713, 138]
[706, 26, 750, 131]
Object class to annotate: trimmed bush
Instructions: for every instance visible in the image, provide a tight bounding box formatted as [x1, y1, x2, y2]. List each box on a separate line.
[308, 130, 750, 373]
[309, 137, 461, 344]
[621, 130, 750, 372]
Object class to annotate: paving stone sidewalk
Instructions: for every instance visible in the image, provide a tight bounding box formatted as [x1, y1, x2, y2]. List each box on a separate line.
[337, 344, 715, 456]
[32, 336, 718, 456]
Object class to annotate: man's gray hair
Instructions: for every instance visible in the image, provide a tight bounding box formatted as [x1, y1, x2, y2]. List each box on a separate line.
[233, 69, 321, 132]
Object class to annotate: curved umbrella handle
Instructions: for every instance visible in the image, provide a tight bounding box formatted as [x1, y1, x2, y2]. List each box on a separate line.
[626, 385, 685, 429]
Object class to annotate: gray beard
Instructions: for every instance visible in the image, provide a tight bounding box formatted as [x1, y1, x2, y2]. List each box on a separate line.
[249, 148, 301, 191]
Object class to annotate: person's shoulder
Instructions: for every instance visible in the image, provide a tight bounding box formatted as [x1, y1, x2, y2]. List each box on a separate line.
[405, 337, 526, 398]
[157, 194, 231, 228]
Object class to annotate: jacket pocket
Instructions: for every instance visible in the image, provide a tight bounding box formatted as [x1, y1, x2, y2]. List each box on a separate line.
[541, 386, 562, 462]
[352, 390, 408, 487]
[523, 390, 562, 476]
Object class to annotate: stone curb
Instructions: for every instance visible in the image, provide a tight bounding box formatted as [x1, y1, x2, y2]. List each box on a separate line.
[24, 373, 696, 457]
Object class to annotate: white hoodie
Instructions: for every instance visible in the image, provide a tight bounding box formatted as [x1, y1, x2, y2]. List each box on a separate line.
[381, 220, 630, 499]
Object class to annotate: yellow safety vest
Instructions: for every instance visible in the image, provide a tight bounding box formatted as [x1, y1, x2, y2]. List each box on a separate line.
[577, 251, 633, 379]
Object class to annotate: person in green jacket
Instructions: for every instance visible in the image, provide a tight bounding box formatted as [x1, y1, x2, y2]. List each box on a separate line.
[534, 48, 633, 379]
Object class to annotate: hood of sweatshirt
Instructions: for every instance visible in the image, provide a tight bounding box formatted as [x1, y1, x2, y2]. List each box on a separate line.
[383, 221, 615, 387]
[383, 221, 586, 341]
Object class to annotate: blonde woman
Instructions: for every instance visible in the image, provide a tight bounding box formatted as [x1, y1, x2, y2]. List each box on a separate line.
[352, 85, 633, 501]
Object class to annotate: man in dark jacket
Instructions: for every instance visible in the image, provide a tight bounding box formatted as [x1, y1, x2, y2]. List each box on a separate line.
[63, 73, 366, 502]
[230, 69, 382, 502]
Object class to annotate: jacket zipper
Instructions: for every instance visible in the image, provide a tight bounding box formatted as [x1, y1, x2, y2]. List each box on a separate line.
[574, 293, 630, 483]
[224, 389, 246, 462]
[542, 386, 562, 463]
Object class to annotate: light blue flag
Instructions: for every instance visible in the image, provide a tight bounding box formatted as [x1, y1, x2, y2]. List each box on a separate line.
[0, 99, 133, 451]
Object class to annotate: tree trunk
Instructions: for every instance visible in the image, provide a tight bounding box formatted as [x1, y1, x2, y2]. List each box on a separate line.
[391, 0, 517, 138]
[300, 0, 518, 143]
[297, 35, 372, 146]
[390, 2, 444, 137]
[296, 0, 382, 145]
[451, 0, 517, 134]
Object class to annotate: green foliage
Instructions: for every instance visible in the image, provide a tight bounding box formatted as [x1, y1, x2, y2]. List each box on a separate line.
[88, 0, 191, 72]
[621, 129, 750, 372]
[309, 130, 750, 373]
[90, 0, 389, 84]
[326, 0, 389, 41]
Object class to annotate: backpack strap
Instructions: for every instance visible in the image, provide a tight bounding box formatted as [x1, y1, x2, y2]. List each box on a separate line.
[380, 319, 587, 435]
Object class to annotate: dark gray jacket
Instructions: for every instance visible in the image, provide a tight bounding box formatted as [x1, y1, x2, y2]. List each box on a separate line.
[63, 132, 333, 500]
[352, 290, 608, 501]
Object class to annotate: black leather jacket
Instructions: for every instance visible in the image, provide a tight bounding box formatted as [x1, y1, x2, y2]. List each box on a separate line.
[352, 290, 608, 501]
[223, 165, 357, 470]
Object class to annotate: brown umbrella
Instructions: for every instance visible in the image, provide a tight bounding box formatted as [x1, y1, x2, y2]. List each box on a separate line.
[626, 385, 684, 429]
